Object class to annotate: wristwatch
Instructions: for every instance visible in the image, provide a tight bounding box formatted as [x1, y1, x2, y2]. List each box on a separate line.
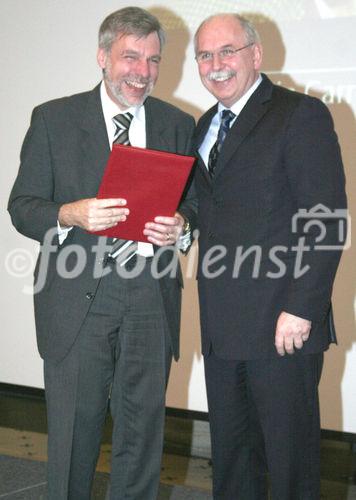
[182, 216, 191, 235]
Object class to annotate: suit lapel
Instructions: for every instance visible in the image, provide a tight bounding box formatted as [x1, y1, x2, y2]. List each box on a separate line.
[194, 105, 218, 186]
[144, 97, 173, 151]
[79, 85, 111, 196]
[201, 75, 273, 180]
[214, 75, 274, 180]
[79, 92, 170, 194]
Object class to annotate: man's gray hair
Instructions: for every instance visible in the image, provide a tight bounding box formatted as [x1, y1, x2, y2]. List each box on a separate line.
[99, 7, 166, 53]
[194, 13, 261, 53]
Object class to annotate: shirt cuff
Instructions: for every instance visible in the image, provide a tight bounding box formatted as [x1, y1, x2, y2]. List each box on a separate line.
[137, 242, 154, 257]
[177, 231, 191, 252]
[57, 221, 73, 245]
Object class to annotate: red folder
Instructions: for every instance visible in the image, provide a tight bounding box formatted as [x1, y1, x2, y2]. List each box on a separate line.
[92, 144, 195, 242]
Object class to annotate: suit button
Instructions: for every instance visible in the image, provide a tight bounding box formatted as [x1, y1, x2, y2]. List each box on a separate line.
[208, 231, 215, 239]
[86, 292, 94, 300]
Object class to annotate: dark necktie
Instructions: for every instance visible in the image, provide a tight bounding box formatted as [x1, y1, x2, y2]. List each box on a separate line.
[109, 113, 138, 266]
[208, 109, 236, 178]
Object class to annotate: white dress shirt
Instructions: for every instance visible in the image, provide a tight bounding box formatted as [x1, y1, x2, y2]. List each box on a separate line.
[100, 81, 153, 257]
[199, 74, 263, 168]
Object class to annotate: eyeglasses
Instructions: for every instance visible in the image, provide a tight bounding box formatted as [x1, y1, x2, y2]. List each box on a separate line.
[195, 43, 254, 64]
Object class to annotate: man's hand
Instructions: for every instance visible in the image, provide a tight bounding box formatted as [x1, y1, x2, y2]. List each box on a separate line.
[58, 198, 129, 232]
[143, 212, 185, 246]
[275, 311, 312, 356]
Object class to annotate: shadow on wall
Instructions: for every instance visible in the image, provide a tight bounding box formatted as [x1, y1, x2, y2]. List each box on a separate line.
[149, 6, 203, 119]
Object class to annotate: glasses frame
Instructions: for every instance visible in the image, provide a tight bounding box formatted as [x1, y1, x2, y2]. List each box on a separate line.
[195, 42, 254, 64]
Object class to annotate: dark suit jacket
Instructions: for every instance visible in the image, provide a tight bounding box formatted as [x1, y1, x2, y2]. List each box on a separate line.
[194, 74, 347, 360]
[8, 84, 196, 362]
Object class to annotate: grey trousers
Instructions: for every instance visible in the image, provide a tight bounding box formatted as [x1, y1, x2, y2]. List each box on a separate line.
[44, 259, 172, 499]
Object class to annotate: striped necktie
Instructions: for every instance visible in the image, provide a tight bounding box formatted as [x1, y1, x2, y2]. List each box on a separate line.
[208, 109, 236, 178]
[113, 112, 133, 145]
[109, 112, 138, 267]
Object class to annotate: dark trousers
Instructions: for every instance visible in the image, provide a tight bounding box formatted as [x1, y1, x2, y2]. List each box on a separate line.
[204, 350, 323, 500]
[44, 258, 172, 500]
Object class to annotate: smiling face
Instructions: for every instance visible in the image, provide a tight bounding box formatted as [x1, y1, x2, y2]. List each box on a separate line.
[97, 31, 161, 109]
[195, 15, 262, 108]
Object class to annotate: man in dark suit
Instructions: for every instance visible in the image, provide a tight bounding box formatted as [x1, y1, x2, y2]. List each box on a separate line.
[8, 7, 196, 500]
[193, 13, 347, 499]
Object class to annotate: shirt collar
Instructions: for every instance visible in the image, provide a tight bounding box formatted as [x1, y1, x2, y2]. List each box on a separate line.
[100, 80, 145, 124]
[217, 73, 263, 118]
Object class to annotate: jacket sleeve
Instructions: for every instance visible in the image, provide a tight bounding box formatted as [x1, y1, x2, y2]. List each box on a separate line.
[8, 106, 61, 243]
[177, 115, 198, 238]
[281, 96, 347, 323]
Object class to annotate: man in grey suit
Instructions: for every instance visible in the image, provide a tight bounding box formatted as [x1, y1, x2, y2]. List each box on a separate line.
[8, 7, 196, 500]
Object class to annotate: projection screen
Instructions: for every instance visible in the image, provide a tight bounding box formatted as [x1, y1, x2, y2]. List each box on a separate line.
[1, 0, 355, 434]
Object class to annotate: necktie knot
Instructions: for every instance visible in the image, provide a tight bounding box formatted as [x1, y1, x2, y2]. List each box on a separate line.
[112, 112, 133, 145]
[217, 109, 235, 143]
[221, 109, 236, 122]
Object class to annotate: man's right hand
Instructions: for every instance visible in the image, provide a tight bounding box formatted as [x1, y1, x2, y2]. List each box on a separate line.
[58, 198, 129, 232]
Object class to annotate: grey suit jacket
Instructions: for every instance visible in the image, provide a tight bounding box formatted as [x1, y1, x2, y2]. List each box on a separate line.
[8, 84, 196, 362]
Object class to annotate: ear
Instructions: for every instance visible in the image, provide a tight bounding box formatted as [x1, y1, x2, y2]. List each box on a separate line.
[97, 48, 107, 70]
[252, 43, 263, 70]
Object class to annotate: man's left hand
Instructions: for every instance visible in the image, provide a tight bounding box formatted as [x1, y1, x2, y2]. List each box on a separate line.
[143, 212, 185, 246]
[275, 311, 312, 356]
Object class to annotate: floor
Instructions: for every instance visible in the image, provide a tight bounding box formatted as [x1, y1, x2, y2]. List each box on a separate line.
[0, 390, 355, 499]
